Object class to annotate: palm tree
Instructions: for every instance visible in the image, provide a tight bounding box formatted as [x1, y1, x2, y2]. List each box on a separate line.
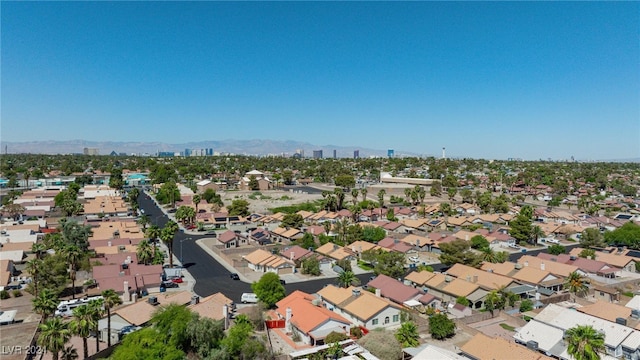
[337, 270, 359, 288]
[145, 224, 161, 258]
[63, 245, 83, 299]
[32, 288, 59, 320]
[565, 325, 605, 360]
[361, 188, 368, 203]
[38, 318, 71, 360]
[38, 317, 72, 360]
[564, 271, 588, 301]
[88, 299, 105, 353]
[395, 321, 420, 347]
[532, 225, 545, 245]
[404, 188, 412, 203]
[25, 258, 43, 296]
[193, 194, 201, 213]
[136, 239, 154, 265]
[377, 189, 386, 208]
[101, 289, 123, 347]
[60, 346, 79, 360]
[69, 303, 97, 359]
[161, 223, 177, 268]
[351, 188, 359, 206]
[137, 214, 150, 231]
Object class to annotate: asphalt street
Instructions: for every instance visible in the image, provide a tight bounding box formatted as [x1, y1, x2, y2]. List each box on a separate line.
[137, 193, 370, 303]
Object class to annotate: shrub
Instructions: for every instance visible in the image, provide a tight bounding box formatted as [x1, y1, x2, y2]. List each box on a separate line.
[357, 329, 402, 360]
[325, 331, 349, 343]
[0, 290, 9, 299]
[350, 327, 363, 339]
[12, 290, 23, 298]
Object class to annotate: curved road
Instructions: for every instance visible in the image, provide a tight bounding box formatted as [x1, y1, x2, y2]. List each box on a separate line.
[137, 193, 370, 303]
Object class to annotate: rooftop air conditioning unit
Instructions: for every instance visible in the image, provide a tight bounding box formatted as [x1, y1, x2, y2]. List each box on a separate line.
[526, 341, 538, 350]
[631, 309, 640, 319]
[445, 276, 453, 282]
[148, 296, 158, 305]
[616, 317, 627, 326]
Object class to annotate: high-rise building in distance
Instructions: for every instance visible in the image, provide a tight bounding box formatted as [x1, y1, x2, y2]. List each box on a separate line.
[354, 150, 360, 159]
[313, 150, 323, 159]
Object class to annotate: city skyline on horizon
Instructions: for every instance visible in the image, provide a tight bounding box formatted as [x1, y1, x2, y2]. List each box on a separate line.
[2, 2, 638, 160]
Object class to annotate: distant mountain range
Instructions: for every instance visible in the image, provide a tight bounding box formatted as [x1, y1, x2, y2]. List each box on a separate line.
[0, 139, 424, 158]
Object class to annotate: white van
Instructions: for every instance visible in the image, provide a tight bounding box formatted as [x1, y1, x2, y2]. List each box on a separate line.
[241, 293, 258, 304]
[546, 238, 560, 244]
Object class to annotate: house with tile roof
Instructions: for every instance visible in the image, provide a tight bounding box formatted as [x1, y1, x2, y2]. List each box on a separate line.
[417, 272, 488, 309]
[188, 292, 234, 322]
[462, 333, 550, 360]
[275, 290, 351, 345]
[518, 255, 582, 278]
[367, 274, 422, 305]
[377, 237, 413, 253]
[446, 263, 520, 291]
[315, 243, 355, 262]
[569, 248, 637, 273]
[279, 245, 313, 264]
[317, 285, 402, 330]
[243, 249, 295, 275]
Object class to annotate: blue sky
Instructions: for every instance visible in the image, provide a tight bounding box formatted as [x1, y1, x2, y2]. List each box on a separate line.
[1, 2, 638, 160]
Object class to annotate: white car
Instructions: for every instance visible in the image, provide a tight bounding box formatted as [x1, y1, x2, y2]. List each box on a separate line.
[408, 256, 420, 263]
[241, 293, 258, 304]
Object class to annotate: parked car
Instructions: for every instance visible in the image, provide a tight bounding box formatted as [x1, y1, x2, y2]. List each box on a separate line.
[280, 279, 286, 285]
[171, 277, 183, 284]
[162, 281, 179, 288]
[408, 256, 419, 263]
[241, 293, 258, 303]
[230, 273, 240, 280]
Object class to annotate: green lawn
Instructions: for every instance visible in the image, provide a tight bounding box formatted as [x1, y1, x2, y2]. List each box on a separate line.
[499, 323, 516, 331]
[357, 261, 374, 271]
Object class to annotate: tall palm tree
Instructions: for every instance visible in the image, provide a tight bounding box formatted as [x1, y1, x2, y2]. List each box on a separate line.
[337, 270, 359, 288]
[32, 288, 59, 320]
[193, 194, 201, 213]
[137, 214, 150, 231]
[565, 325, 605, 360]
[63, 245, 83, 299]
[25, 258, 43, 296]
[101, 289, 123, 347]
[136, 239, 154, 265]
[69, 303, 97, 359]
[161, 222, 178, 268]
[145, 224, 161, 258]
[564, 271, 588, 301]
[404, 188, 412, 203]
[377, 189, 386, 208]
[361, 188, 368, 203]
[351, 188, 359, 206]
[88, 299, 105, 353]
[38, 317, 72, 360]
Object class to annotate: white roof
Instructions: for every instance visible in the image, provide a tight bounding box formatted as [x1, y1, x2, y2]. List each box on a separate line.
[246, 170, 263, 175]
[625, 295, 640, 310]
[622, 330, 640, 350]
[196, 180, 211, 186]
[513, 319, 565, 352]
[410, 344, 466, 359]
[0, 250, 24, 262]
[535, 304, 635, 348]
[403, 299, 421, 307]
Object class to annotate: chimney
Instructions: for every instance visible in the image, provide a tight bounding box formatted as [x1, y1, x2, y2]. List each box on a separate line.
[108, 241, 112, 247]
[223, 305, 229, 330]
[465, 235, 469, 241]
[290, 252, 294, 261]
[473, 275, 478, 283]
[524, 261, 529, 267]
[285, 307, 292, 333]
[375, 288, 381, 297]
[123, 281, 130, 302]
[311, 228, 314, 235]
[540, 262, 545, 271]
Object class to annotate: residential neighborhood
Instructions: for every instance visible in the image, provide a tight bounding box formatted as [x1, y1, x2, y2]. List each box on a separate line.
[0, 154, 639, 360]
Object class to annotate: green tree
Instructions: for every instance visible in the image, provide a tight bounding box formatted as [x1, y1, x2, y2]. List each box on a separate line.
[510, 206, 533, 244]
[32, 287, 59, 320]
[202, 188, 223, 208]
[439, 239, 483, 268]
[301, 257, 321, 276]
[548, 244, 566, 255]
[519, 299, 534, 312]
[456, 296, 470, 307]
[336, 258, 352, 272]
[59, 219, 93, 251]
[579, 248, 597, 260]
[69, 303, 97, 359]
[470, 235, 489, 249]
[580, 228, 606, 248]
[63, 245, 83, 299]
[185, 317, 225, 359]
[88, 299, 105, 353]
[564, 271, 588, 301]
[161, 222, 178, 268]
[151, 303, 193, 349]
[102, 288, 123, 347]
[335, 175, 356, 189]
[430, 181, 442, 197]
[395, 321, 420, 347]
[337, 270, 360, 288]
[429, 313, 456, 340]
[248, 175, 260, 191]
[386, 207, 397, 221]
[281, 213, 304, 229]
[251, 272, 286, 308]
[604, 222, 640, 248]
[374, 251, 406, 278]
[111, 327, 185, 360]
[228, 199, 250, 217]
[221, 314, 254, 357]
[60, 346, 79, 360]
[38, 317, 72, 360]
[565, 325, 605, 360]
[109, 168, 124, 190]
[362, 225, 386, 243]
[377, 189, 386, 208]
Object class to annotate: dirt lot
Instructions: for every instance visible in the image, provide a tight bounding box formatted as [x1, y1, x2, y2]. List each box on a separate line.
[220, 189, 324, 214]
